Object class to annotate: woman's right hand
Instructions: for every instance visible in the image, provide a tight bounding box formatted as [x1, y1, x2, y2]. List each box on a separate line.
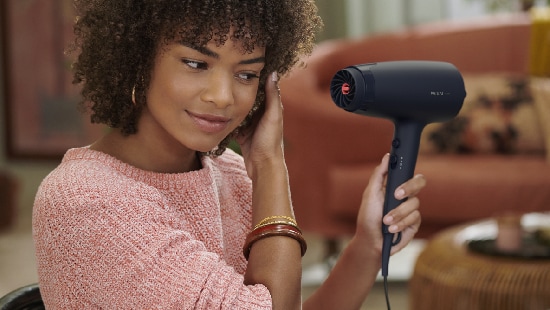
[236, 72, 285, 179]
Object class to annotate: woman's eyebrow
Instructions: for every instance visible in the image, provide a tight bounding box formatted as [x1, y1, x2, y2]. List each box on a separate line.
[181, 43, 265, 65]
[240, 56, 265, 65]
[187, 44, 219, 59]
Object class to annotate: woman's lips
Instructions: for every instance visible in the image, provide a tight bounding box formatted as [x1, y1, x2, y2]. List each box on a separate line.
[187, 111, 230, 134]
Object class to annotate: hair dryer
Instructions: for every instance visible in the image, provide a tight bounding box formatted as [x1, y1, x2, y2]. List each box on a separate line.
[329, 61, 466, 278]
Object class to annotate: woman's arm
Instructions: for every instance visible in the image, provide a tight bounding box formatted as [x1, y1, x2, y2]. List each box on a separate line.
[303, 154, 425, 310]
[239, 72, 302, 310]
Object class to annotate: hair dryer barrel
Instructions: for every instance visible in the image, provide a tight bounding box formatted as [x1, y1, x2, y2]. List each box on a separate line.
[330, 61, 466, 122]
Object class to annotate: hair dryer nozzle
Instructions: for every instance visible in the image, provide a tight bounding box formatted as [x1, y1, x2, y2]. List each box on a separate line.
[330, 67, 367, 111]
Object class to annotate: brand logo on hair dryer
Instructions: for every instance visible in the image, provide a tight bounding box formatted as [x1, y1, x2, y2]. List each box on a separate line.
[329, 60, 466, 278]
[430, 91, 450, 96]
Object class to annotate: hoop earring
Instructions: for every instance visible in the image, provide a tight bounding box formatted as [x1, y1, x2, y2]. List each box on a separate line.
[131, 86, 136, 105]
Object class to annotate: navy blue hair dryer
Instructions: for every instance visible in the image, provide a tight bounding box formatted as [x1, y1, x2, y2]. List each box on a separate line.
[329, 61, 466, 279]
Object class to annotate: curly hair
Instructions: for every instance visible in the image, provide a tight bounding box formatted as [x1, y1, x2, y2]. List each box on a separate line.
[70, 0, 322, 156]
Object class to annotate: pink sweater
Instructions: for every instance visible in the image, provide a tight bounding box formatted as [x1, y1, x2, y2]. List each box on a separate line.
[33, 147, 272, 309]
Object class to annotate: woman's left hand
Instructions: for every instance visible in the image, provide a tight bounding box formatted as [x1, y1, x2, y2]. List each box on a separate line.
[355, 154, 425, 255]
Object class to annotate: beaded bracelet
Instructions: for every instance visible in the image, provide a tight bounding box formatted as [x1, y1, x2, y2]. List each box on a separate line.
[243, 223, 307, 260]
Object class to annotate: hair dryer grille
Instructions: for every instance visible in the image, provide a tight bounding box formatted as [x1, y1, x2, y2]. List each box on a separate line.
[330, 69, 356, 110]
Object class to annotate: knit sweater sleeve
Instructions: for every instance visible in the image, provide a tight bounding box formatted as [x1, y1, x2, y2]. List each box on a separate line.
[33, 150, 272, 309]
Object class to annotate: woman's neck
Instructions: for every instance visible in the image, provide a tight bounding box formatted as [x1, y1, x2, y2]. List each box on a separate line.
[90, 129, 202, 174]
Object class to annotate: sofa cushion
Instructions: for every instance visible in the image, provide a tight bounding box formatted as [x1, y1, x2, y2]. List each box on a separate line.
[421, 74, 545, 155]
[328, 155, 550, 226]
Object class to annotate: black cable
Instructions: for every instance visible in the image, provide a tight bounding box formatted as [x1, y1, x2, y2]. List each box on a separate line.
[382, 232, 400, 310]
[384, 275, 391, 310]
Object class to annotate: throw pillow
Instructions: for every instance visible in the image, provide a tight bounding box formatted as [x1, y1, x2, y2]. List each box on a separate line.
[420, 74, 545, 155]
[530, 77, 550, 162]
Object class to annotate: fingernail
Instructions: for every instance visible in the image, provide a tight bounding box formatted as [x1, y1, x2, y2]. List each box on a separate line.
[385, 215, 394, 224]
[271, 71, 279, 82]
[389, 225, 398, 233]
[396, 189, 405, 199]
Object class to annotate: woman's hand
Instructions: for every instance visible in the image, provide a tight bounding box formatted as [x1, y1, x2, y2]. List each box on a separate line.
[236, 72, 285, 179]
[355, 154, 425, 255]
[303, 155, 425, 309]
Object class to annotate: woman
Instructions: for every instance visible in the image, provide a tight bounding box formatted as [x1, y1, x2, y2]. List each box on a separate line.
[33, 0, 424, 309]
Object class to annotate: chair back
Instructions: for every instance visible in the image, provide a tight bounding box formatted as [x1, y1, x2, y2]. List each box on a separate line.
[0, 284, 44, 310]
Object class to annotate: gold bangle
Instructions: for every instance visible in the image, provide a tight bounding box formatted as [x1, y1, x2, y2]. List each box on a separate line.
[257, 215, 297, 226]
[253, 220, 302, 233]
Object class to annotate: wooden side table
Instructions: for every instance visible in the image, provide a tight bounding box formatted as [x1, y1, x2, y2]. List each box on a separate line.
[409, 215, 550, 310]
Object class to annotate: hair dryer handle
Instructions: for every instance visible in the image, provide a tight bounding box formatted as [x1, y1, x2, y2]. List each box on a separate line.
[381, 120, 425, 276]
[383, 120, 425, 227]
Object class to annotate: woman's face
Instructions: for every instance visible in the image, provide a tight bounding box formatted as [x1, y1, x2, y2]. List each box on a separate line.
[139, 38, 266, 156]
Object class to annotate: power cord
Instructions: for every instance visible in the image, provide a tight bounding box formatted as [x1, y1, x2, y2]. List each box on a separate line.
[381, 231, 401, 310]
[383, 275, 391, 310]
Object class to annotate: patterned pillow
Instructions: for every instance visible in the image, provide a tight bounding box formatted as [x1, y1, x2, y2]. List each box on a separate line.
[530, 77, 550, 162]
[420, 74, 546, 155]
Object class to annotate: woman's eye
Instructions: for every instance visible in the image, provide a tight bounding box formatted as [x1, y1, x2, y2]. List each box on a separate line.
[182, 59, 207, 70]
[237, 72, 260, 82]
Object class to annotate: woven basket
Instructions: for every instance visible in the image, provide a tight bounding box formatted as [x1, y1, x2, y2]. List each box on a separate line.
[409, 222, 550, 310]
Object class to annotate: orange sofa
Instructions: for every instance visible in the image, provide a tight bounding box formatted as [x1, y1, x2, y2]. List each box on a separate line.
[280, 13, 550, 241]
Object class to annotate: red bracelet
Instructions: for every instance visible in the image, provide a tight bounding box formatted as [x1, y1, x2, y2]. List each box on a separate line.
[243, 224, 307, 260]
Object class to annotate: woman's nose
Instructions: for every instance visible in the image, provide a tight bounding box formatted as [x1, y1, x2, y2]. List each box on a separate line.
[200, 71, 234, 108]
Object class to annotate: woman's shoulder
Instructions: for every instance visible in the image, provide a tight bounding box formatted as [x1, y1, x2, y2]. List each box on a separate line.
[208, 148, 248, 177]
[46, 147, 128, 183]
[37, 147, 155, 201]
[34, 147, 169, 218]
